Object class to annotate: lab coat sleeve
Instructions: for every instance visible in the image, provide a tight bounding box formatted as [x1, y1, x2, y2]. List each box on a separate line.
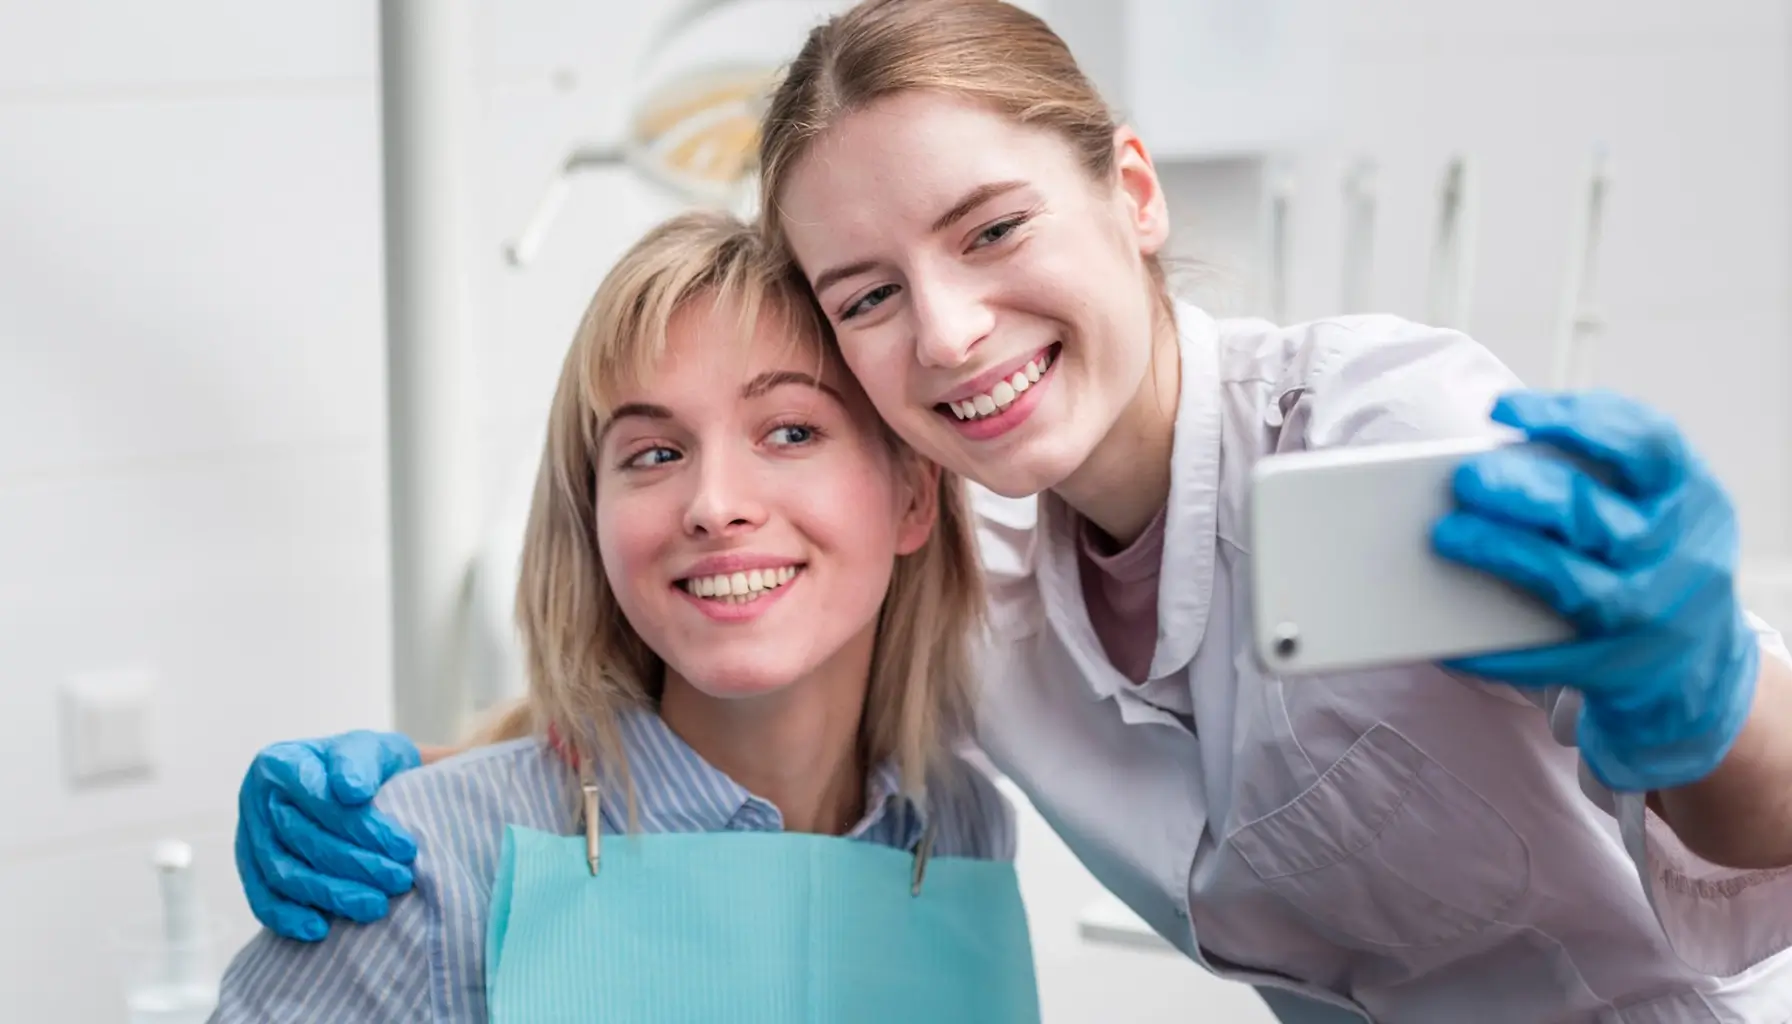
[1547, 617, 1792, 979]
[1289, 315, 1792, 979]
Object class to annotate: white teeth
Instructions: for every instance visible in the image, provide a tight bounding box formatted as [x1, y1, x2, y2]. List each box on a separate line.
[947, 349, 1054, 422]
[682, 566, 801, 600]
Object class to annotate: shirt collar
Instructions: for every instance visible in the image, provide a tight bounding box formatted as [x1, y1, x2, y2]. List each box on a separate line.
[602, 709, 926, 849]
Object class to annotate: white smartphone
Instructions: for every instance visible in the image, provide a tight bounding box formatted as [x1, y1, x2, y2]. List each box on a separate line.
[1248, 435, 1576, 675]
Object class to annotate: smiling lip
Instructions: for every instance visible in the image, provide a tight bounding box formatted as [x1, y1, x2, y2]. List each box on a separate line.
[676, 574, 799, 622]
[936, 347, 1057, 442]
[673, 555, 806, 624]
[677, 553, 804, 578]
[937, 345, 1056, 406]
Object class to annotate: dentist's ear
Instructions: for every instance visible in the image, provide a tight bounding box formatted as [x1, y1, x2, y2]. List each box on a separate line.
[1112, 126, 1169, 257]
[894, 453, 942, 556]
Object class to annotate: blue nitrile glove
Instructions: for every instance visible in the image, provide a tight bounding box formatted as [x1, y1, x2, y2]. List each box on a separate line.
[236, 730, 423, 941]
[1433, 389, 1759, 793]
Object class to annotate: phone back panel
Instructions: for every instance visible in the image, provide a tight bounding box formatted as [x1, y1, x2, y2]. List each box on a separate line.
[1248, 436, 1575, 675]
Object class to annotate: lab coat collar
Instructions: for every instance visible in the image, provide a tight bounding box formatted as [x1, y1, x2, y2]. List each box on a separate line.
[1149, 302, 1223, 677]
[1035, 301, 1223, 700]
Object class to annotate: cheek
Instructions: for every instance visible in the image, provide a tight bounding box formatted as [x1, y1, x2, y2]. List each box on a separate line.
[806, 459, 906, 562]
[595, 494, 664, 603]
[834, 342, 917, 422]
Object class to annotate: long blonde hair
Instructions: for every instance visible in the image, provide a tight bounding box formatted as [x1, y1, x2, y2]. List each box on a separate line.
[473, 210, 984, 806]
[757, 0, 1167, 302]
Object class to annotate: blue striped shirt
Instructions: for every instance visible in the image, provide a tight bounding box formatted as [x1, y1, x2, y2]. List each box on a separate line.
[210, 710, 1016, 1023]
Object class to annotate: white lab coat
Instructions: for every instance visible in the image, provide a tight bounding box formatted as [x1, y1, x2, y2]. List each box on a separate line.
[970, 305, 1792, 1022]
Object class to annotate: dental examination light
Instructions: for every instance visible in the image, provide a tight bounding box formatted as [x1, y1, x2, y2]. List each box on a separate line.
[503, 0, 794, 268]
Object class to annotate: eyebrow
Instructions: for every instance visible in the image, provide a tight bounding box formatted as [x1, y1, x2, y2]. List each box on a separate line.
[930, 179, 1028, 234]
[597, 402, 673, 444]
[807, 179, 1030, 297]
[810, 258, 879, 299]
[742, 369, 843, 403]
[597, 371, 843, 442]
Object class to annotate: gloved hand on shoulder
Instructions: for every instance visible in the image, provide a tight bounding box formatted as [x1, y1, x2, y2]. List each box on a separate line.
[236, 730, 423, 941]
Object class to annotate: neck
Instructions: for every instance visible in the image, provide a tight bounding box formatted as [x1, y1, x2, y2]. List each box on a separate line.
[657, 625, 876, 835]
[1053, 305, 1181, 545]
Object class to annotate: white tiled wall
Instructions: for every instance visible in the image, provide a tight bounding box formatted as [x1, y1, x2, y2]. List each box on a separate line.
[1, 2, 1786, 1022]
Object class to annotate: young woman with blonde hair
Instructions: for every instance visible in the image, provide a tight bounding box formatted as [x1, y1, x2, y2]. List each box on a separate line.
[211, 210, 1037, 1022]
[239, 1, 1792, 1018]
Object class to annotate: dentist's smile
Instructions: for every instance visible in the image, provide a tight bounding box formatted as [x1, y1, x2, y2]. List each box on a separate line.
[934, 343, 1059, 441]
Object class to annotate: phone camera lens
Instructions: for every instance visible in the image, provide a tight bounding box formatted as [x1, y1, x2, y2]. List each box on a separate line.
[1273, 624, 1299, 658]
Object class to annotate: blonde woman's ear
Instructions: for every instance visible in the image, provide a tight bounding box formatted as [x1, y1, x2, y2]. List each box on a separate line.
[894, 456, 942, 556]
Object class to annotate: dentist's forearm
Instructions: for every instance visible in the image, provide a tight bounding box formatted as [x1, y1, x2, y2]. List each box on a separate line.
[1655, 651, 1792, 869]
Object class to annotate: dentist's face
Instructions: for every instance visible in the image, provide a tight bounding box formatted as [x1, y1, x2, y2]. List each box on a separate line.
[777, 91, 1170, 498]
[594, 296, 936, 701]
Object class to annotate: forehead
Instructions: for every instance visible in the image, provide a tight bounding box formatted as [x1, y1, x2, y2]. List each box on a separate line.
[778, 91, 1083, 255]
[612, 295, 841, 405]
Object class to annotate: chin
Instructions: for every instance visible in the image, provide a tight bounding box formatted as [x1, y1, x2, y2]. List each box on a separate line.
[673, 661, 803, 701]
[951, 437, 1089, 500]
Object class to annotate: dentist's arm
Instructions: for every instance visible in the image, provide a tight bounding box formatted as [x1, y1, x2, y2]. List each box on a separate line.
[1655, 653, 1792, 869]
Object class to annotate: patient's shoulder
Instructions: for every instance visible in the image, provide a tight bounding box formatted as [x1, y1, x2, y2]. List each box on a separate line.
[927, 748, 1018, 861]
[377, 737, 578, 874]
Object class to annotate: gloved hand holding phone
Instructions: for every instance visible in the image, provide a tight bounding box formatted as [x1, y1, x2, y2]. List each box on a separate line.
[1436, 389, 1760, 793]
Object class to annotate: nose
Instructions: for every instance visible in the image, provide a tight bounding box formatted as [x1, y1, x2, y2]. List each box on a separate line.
[911, 275, 994, 370]
[682, 447, 768, 538]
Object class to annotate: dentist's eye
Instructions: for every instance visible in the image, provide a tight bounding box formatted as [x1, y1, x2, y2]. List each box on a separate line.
[840, 284, 898, 321]
[971, 215, 1028, 249]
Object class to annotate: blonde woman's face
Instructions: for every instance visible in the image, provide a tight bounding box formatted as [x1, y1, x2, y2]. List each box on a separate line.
[778, 90, 1170, 499]
[594, 299, 936, 701]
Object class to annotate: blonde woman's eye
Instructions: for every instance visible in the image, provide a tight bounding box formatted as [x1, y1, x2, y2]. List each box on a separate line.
[767, 423, 818, 447]
[625, 446, 680, 469]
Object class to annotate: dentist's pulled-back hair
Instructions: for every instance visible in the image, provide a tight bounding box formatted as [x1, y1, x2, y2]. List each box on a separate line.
[757, 0, 1168, 300]
[472, 210, 985, 812]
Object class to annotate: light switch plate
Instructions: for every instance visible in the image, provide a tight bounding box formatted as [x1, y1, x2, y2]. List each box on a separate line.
[61, 668, 158, 786]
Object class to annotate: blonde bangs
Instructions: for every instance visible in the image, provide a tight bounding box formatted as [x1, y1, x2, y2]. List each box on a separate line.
[577, 229, 779, 427]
